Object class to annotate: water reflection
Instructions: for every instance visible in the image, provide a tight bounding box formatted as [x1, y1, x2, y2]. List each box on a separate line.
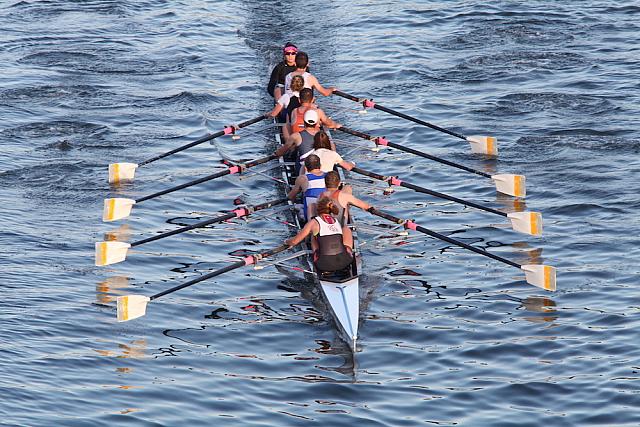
[103, 223, 131, 242]
[95, 275, 129, 305]
[519, 296, 558, 323]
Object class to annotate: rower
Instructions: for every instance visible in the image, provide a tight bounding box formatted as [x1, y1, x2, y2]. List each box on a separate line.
[307, 131, 355, 174]
[287, 154, 326, 221]
[267, 42, 300, 100]
[321, 171, 372, 226]
[289, 88, 339, 135]
[285, 197, 354, 273]
[266, 74, 304, 122]
[284, 51, 335, 97]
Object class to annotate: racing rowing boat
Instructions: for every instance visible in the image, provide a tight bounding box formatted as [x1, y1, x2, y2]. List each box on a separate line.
[275, 123, 361, 351]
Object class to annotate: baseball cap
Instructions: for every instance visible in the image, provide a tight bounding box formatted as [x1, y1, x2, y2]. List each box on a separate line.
[303, 110, 319, 125]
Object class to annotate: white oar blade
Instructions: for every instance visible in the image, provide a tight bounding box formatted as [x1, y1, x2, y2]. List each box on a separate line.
[108, 163, 138, 184]
[117, 295, 151, 322]
[95, 241, 131, 266]
[507, 211, 543, 236]
[466, 135, 498, 156]
[521, 265, 556, 291]
[103, 198, 136, 222]
[492, 174, 526, 198]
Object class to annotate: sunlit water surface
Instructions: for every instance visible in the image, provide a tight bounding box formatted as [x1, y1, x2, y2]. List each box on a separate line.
[1, 1, 639, 426]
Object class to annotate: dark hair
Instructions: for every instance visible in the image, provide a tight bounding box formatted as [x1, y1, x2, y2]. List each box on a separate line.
[299, 87, 313, 103]
[295, 51, 309, 69]
[316, 197, 339, 215]
[313, 131, 331, 150]
[324, 171, 340, 187]
[304, 154, 321, 170]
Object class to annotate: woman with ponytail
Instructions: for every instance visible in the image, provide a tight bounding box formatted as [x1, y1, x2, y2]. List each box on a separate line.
[285, 197, 354, 272]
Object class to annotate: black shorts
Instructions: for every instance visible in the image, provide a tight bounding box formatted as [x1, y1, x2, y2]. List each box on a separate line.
[316, 252, 353, 273]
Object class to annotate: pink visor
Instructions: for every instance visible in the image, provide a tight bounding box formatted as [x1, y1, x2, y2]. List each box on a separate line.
[284, 48, 297, 54]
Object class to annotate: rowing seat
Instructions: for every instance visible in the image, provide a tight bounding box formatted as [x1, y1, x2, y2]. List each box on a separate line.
[318, 263, 355, 283]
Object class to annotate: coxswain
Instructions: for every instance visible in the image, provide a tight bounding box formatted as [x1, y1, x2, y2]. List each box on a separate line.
[287, 154, 326, 220]
[266, 74, 304, 122]
[285, 197, 354, 273]
[284, 51, 335, 97]
[267, 42, 300, 100]
[320, 171, 372, 226]
[307, 131, 355, 173]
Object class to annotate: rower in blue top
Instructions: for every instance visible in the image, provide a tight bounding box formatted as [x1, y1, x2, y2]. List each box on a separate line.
[287, 154, 326, 221]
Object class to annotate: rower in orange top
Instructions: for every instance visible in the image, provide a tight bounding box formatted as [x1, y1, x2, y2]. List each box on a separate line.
[284, 51, 336, 97]
[289, 88, 339, 135]
[285, 197, 353, 273]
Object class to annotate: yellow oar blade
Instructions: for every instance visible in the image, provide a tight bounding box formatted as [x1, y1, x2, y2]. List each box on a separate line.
[466, 135, 498, 156]
[521, 265, 556, 291]
[491, 174, 526, 198]
[95, 241, 131, 266]
[117, 295, 151, 322]
[108, 162, 138, 184]
[103, 198, 136, 222]
[507, 211, 543, 236]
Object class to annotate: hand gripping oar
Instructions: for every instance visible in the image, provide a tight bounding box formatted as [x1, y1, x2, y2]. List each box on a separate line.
[336, 126, 525, 197]
[108, 114, 268, 183]
[348, 166, 541, 236]
[367, 208, 556, 291]
[103, 154, 278, 221]
[116, 244, 290, 321]
[333, 90, 497, 155]
[96, 198, 288, 266]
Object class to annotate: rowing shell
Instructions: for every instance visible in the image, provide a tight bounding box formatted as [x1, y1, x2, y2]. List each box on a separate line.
[275, 122, 361, 351]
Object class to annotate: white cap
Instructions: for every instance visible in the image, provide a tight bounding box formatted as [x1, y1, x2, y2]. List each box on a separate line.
[303, 109, 319, 125]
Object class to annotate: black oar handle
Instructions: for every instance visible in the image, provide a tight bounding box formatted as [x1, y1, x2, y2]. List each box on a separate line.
[130, 197, 289, 247]
[397, 180, 506, 217]
[134, 154, 277, 204]
[368, 208, 520, 269]
[150, 243, 289, 300]
[337, 126, 491, 179]
[139, 114, 267, 167]
[334, 91, 467, 141]
[350, 166, 505, 217]
[135, 169, 230, 203]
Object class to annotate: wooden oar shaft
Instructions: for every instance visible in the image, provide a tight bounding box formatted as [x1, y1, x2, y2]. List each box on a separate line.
[368, 208, 521, 269]
[349, 167, 506, 217]
[135, 154, 277, 203]
[139, 114, 266, 166]
[337, 127, 491, 179]
[334, 90, 466, 140]
[130, 198, 289, 247]
[150, 244, 289, 300]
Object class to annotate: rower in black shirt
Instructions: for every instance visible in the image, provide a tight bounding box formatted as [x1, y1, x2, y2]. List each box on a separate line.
[267, 42, 303, 100]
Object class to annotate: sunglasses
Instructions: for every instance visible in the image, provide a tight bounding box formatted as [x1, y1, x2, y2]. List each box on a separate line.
[285, 51, 297, 55]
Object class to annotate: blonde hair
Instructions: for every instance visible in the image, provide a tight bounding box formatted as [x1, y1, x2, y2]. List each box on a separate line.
[290, 75, 304, 92]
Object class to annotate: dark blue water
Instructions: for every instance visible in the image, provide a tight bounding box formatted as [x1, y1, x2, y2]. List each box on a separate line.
[1, 1, 639, 425]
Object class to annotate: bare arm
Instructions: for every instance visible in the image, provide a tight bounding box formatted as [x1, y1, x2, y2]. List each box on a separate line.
[345, 193, 371, 211]
[309, 75, 335, 97]
[318, 109, 340, 129]
[287, 175, 306, 200]
[285, 219, 318, 247]
[338, 160, 354, 171]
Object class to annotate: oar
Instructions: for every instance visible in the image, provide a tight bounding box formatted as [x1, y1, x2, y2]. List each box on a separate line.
[367, 208, 556, 291]
[336, 126, 525, 197]
[333, 90, 497, 155]
[103, 154, 278, 221]
[349, 166, 541, 236]
[116, 244, 290, 321]
[96, 198, 288, 266]
[108, 114, 268, 183]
